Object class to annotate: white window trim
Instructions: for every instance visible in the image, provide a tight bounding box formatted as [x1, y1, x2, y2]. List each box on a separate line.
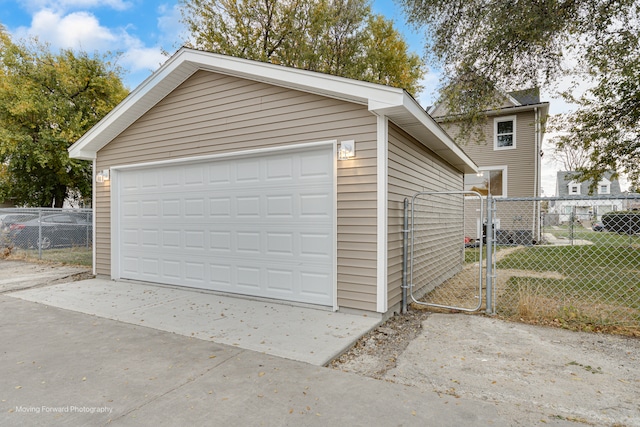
[568, 181, 581, 195]
[494, 115, 517, 151]
[465, 165, 508, 198]
[597, 178, 611, 195]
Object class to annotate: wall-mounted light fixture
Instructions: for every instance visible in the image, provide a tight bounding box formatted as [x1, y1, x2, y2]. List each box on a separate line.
[96, 169, 110, 183]
[338, 140, 355, 160]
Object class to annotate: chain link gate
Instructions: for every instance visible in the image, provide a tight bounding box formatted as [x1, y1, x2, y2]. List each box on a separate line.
[406, 190, 487, 312]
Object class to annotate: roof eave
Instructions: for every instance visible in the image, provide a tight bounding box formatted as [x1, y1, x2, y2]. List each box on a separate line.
[372, 95, 478, 174]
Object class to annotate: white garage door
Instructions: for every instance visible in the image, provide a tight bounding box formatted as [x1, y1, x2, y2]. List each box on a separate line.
[115, 146, 334, 306]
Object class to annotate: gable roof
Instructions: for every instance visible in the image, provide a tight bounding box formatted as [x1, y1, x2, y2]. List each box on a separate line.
[69, 47, 477, 174]
[556, 171, 623, 196]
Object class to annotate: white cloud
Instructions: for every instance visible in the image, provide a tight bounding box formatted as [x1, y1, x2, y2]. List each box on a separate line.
[20, 0, 132, 13]
[11, 6, 169, 88]
[157, 2, 188, 51]
[14, 9, 117, 51]
[120, 45, 167, 74]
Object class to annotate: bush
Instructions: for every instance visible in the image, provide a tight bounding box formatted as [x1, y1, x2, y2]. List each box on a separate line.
[601, 211, 640, 234]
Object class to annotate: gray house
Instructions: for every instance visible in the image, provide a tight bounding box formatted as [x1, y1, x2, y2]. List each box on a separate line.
[552, 171, 624, 222]
[69, 48, 477, 317]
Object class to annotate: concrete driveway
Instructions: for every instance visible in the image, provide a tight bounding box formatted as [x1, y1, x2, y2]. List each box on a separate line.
[9, 278, 380, 366]
[0, 259, 505, 426]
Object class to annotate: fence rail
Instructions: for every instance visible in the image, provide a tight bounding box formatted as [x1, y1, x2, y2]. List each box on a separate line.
[0, 207, 93, 266]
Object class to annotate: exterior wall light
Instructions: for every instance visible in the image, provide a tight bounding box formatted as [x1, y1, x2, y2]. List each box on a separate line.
[96, 169, 110, 183]
[338, 140, 355, 160]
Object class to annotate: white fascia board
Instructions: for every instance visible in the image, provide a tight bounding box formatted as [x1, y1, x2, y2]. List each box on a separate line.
[189, 49, 406, 107]
[69, 50, 198, 160]
[69, 47, 407, 160]
[373, 94, 478, 174]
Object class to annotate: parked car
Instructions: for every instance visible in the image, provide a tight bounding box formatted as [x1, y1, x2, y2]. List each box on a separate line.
[592, 221, 606, 232]
[0, 213, 38, 233]
[9, 213, 92, 249]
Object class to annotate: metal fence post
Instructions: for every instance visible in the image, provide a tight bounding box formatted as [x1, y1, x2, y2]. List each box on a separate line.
[485, 196, 494, 315]
[37, 210, 43, 260]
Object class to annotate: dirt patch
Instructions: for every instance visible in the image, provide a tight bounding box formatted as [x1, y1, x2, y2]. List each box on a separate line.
[0, 259, 92, 293]
[329, 306, 431, 378]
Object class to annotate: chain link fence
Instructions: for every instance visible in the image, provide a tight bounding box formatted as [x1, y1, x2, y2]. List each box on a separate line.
[492, 195, 640, 335]
[0, 208, 93, 266]
[409, 191, 485, 311]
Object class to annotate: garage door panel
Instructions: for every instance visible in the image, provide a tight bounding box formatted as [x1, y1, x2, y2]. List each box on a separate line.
[163, 260, 181, 279]
[266, 195, 293, 217]
[117, 146, 334, 306]
[301, 271, 332, 297]
[210, 197, 231, 217]
[300, 233, 332, 258]
[236, 159, 260, 182]
[266, 268, 294, 292]
[300, 151, 332, 178]
[266, 157, 293, 181]
[266, 232, 294, 255]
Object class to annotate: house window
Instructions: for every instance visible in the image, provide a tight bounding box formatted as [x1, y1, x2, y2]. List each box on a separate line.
[494, 116, 516, 150]
[464, 166, 507, 197]
[569, 183, 580, 195]
[563, 206, 573, 214]
[598, 179, 610, 194]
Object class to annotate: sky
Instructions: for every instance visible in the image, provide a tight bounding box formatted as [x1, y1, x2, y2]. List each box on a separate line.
[0, 0, 589, 195]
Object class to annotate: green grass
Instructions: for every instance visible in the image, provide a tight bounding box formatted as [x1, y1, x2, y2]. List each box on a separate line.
[494, 241, 640, 334]
[544, 225, 639, 246]
[495, 244, 640, 276]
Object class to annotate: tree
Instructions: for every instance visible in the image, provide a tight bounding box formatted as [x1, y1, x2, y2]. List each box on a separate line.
[548, 116, 593, 172]
[398, 0, 640, 188]
[0, 29, 128, 207]
[179, 0, 425, 94]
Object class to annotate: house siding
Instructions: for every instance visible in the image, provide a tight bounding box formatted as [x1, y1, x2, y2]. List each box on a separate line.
[387, 123, 464, 309]
[96, 70, 379, 312]
[440, 110, 538, 198]
[440, 110, 540, 239]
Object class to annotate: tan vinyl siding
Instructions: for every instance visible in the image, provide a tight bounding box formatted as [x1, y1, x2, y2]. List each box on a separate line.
[96, 70, 378, 311]
[387, 123, 464, 309]
[440, 110, 538, 198]
[440, 110, 540, 241]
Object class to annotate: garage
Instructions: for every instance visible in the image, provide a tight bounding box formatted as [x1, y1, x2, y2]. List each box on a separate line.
[70, 48, 477, 315]
[112, 145, 335, 306]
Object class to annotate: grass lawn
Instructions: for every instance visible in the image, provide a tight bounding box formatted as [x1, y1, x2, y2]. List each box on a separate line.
[494, 243, 640, 335]
[544, 225, 639, 246]
[9, 246, 92, 266]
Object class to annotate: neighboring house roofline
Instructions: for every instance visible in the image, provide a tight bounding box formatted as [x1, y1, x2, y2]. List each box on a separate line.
[556, 170, 623, 197]
[69, 47, 477, 174]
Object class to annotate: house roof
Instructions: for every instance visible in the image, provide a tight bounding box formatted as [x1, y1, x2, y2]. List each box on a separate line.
[427, 86, 549, 119]
[556, 171, 623, 196]
[508, 88, 541, 105]
[69, 47, 477, 174]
